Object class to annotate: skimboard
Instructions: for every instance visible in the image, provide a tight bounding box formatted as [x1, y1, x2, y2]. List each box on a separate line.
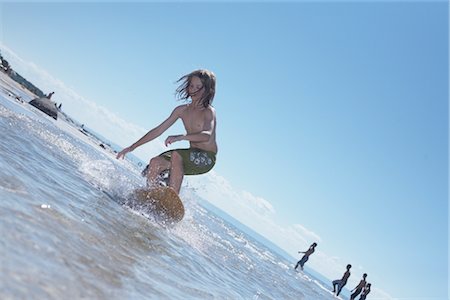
[133, 186, 184, 222]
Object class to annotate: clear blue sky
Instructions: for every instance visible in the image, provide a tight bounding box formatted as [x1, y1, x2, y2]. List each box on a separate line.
[1, 1, 448, 299]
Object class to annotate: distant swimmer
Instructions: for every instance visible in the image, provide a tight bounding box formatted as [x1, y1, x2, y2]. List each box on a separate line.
[359, 283, 371, 300]
[294, 242, 317, 271]
[350, 273, 367, 300]
[332, 264, 351, 296]
[116, 69, 218, 196]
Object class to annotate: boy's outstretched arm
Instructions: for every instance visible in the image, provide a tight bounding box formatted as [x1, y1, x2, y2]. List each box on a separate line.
[116, 106, 182, 159]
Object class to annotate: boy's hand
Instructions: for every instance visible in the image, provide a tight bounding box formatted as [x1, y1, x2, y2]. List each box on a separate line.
[116, 147, 132, 159]
[165, 135, 183, 146]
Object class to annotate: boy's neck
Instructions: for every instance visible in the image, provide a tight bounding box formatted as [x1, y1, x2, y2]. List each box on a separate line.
[189, 99, 205, 109]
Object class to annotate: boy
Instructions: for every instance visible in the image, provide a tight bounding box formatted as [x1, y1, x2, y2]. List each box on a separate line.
[117, 69, 217, 195]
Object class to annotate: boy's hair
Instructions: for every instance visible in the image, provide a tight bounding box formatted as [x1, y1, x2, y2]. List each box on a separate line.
[176, 69, 216, 108]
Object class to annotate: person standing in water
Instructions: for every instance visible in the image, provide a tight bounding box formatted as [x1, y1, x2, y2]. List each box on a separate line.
[350, 273, 367, 300]
[294, 242, 317, 271]
[116, 69, 218, 195]
[359, 283, 371, 300]
[332, 264, 352, 296]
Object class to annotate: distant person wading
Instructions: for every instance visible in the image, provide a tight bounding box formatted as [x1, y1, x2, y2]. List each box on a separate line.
[332, 264, 351, 296]
[350, 273, 367, 300]
[294, 242, 317, 271]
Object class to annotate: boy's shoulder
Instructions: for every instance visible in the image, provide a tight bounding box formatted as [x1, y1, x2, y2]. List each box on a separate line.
[174, 104, 215, 117]
[204, 105, 216, 120]
[175, 104, 189, 109]
[205, 105, 216, 115]
[173, 104, 189, 113]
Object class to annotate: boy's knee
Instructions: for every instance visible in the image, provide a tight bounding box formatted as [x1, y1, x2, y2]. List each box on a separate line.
[149, 156, 165, 167]
[171, 151, 182, 163]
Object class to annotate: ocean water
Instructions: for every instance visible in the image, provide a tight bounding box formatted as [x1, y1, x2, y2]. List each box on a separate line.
[0, 80, 336, 299]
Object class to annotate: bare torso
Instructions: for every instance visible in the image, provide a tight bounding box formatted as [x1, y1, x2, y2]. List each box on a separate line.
[357, 280, 366, 289]
[304, 247, 315, 257]
[180, 104, 218, 153]
[343, 271, 350, 281]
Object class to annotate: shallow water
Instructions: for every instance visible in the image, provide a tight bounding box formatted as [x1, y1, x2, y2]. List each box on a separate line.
[0, 89, 336, 299]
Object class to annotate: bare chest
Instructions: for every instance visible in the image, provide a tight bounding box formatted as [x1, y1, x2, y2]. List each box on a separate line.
[181, 108, 207, 133]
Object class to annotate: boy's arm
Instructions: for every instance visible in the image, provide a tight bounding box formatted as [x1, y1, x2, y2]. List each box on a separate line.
[117, 106, 183, 159]
[351, 282, 361, 292]
[131, 109, 179, 149]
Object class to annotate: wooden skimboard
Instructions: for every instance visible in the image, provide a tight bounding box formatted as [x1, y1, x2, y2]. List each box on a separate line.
[133, 187, 184, 222]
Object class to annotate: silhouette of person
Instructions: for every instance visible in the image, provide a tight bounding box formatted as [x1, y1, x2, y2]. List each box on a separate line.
[294, 242, 317, 271]
[47, 92, 55, 99]
[359, 283, 371, 300]
[332, 264, 351, 296]
[350, 273, 367, 300]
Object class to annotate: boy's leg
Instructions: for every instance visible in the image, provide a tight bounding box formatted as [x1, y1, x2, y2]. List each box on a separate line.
[147, 156, 171, 188]
[169, 151, 184, 194]
[336, 281, 344, 295]
[299, 256, 308, 269]
[336, 285, 343, 296]
[332, 280, 338, 292]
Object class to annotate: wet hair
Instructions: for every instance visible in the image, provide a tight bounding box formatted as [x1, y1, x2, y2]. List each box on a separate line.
[176, 69, 216, 108]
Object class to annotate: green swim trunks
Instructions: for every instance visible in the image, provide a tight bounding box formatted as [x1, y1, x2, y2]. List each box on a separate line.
[159, 148, 216, 175]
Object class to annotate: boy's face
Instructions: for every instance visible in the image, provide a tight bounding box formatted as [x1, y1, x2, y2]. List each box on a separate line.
[188, 76, 204, 100]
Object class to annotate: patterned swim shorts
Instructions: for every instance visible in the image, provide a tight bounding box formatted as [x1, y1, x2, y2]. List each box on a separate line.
[159, 148, 216, 175]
